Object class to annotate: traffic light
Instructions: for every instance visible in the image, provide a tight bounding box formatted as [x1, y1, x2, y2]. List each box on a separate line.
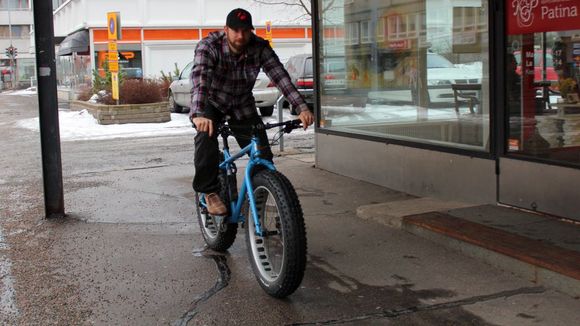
[4, 46, 17, 58]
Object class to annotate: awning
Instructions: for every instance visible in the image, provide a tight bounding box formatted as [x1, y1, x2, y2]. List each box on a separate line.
[57, 30, 89, 56]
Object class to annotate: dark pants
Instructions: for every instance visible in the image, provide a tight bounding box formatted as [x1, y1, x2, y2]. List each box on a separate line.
[193, 105, 273, 194]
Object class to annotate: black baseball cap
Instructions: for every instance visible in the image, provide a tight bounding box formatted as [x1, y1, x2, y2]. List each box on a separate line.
[226, 8, 254, 30]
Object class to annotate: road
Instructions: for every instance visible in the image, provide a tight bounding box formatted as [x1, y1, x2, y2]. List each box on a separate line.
[0, 93, 578, 325]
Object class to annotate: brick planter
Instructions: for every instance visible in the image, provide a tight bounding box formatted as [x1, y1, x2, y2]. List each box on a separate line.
[70, 100, 170, 125]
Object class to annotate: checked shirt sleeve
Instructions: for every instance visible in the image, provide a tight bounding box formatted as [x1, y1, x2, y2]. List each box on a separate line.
[260, 45, 309, 114]
[189, 42, 216, 119]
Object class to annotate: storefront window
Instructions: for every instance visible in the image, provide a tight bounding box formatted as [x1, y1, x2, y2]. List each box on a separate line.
[56, 54, 91, 90]
[318, 0, 490, 151]
[94, 43, 143, 79]
[506, 1, 580, 166]
[16, 58, 34, 84]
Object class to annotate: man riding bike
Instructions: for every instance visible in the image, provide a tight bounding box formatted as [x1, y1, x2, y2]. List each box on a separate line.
[190, 8, 314, 216]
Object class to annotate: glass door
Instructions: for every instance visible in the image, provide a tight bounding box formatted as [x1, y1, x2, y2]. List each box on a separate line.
[499, 0, 580, 220]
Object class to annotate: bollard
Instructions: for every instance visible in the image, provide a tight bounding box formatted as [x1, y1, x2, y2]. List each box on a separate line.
[276, 95, 286, 152]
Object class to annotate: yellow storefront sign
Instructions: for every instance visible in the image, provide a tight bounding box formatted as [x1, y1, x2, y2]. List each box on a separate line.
[108, 51, 118, 61]
[265, 20, 273, 47]
[111, 72, 119, 100]
[107, 12, 121, 40]
[109, 61, 119, 72]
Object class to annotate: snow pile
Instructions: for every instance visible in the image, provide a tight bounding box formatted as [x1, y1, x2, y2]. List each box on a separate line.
[6, 87, 37, 96]
[16, 110, 194, 141]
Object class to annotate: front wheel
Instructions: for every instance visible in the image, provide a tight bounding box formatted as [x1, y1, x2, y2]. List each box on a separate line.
[245, 170, 307, 298]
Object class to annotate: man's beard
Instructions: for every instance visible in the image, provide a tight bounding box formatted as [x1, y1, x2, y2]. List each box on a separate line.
[228, 39, 247, 53]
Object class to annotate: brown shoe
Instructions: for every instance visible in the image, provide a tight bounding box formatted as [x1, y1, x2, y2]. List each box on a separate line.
[206, 193, 227, 216]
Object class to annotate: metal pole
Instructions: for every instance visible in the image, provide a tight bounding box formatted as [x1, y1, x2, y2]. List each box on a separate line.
[33, 0, 65, 218]
[276, 95, 285, 152]
[8, 4, 14, 89]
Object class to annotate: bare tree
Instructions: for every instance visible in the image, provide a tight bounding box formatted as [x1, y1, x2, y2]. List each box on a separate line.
[252, 0, 337, 20]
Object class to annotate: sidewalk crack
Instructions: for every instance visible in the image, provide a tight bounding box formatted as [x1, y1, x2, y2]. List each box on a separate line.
[288, 286, 545, 325]
[172, 249, 231, 326]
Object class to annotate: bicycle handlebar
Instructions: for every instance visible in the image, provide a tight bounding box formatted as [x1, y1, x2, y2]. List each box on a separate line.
[203, 119, 302, 137]
[263, 119, 302, 132]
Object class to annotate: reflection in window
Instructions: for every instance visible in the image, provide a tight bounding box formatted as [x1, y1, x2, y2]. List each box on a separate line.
[376, 18, 385, 42]
[506, 30, 580, 166]
[318, 0, 490, 151]
[346, 22, 359, 45]
[0, 0, 30, 9]
[0, 25, 30, 38]
[361, 21, 371, 44]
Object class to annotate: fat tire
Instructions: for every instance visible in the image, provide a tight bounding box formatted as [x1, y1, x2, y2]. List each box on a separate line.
[245, 169, 307, 298]
[195, 170, 238, 252]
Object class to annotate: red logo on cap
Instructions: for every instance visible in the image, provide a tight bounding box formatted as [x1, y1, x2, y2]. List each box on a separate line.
[237, 12, 247, 20]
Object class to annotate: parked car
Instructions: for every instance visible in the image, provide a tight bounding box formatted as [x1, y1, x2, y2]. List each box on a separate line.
[167, 61, 278, 116]
[282, 53, 315, 115]
[168, 61, 194, 114]
[368, 52, 482, 106]
[251, 71, 280, 117]
[426, 52, 481, 104]
[321, 58, 347, 90]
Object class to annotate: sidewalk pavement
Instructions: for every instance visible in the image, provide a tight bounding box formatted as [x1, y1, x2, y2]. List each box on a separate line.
[3, 144, 580, 324]
[285, 151, 580, 300]
[356, 195, 580, 298]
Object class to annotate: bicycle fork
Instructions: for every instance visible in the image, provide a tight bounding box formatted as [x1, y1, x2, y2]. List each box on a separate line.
[243, 156, 276, 237]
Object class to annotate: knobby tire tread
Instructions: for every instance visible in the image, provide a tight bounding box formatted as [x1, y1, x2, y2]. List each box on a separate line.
[246, 169, 307, 298]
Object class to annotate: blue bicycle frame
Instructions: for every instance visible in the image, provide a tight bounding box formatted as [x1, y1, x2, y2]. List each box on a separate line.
[200, 133, 275, 237]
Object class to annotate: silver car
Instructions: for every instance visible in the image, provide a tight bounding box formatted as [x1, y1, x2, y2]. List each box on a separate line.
[168, 62, 279, 116]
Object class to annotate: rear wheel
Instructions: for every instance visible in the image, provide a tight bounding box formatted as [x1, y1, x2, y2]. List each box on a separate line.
[195, 170, 238, 252]
[245, 170, 306, 298]
[169, 91, 183, 113]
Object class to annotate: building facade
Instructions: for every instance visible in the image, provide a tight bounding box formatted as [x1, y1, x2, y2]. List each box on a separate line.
[52, 0, 313, 92]
[0, 0, 35, 89]
[313, 0, 580, 221]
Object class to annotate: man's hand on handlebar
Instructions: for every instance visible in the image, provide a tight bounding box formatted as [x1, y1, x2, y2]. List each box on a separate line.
[298, 110, 314, 130]
[192, 117, 214, 137]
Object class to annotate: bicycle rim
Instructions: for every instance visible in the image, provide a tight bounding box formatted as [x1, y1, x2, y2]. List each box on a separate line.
[248, 186, 285, 283]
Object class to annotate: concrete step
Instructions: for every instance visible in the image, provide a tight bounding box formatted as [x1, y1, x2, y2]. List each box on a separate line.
[402, 210, 580, 298]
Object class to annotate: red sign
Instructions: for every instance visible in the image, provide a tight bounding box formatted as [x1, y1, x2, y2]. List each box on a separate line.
[507, 0, 580, 34]
[388, 40, 409, 50]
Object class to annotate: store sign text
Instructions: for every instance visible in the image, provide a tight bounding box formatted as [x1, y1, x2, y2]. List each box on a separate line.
[541, 4, 577, 19]
[508, 0, 580, 34]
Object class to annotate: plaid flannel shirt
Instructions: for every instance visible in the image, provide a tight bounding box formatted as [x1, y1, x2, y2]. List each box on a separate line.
[189, 31, 309, 120]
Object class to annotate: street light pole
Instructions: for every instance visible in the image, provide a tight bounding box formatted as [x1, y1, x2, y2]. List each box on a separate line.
[7, 4, 14, 89]
[33, 0, 65, 218]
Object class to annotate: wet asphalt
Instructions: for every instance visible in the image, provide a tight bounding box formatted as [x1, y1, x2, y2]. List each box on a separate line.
[0, 93, 579, 325]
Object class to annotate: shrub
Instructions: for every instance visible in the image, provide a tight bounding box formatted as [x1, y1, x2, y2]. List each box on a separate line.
[559, 78, 577, 98]
[118, 79, 163, 104]
[76, 85, 93, 101]
[159, 62, 181, 98]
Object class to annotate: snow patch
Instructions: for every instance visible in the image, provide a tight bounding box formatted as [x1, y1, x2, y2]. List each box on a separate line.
[16, 110, 194, 141]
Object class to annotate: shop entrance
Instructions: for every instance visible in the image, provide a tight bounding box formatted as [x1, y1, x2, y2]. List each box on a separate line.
[498, 2, 580, 221]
